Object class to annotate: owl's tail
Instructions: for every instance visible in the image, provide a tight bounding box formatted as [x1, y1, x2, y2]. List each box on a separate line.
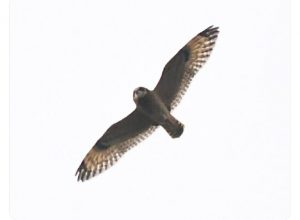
[162, 115, 184, 138]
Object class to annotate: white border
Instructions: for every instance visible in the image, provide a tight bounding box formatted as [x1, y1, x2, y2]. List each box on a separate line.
[290, 0, 300, 219]
[0, 0, 299, 219]
[0, 0, 10, 219]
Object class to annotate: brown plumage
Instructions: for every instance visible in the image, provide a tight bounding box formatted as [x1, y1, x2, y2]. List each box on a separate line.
[76, 26, 219, 181]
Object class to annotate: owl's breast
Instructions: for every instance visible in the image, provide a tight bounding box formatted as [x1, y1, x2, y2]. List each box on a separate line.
[136, 91, 170, 123]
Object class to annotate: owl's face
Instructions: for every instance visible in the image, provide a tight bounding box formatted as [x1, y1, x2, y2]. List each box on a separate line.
[133, 87, 149, 103]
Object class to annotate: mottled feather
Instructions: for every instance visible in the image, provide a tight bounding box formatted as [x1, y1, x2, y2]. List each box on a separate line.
[76, 110, 157, 181]
[154, 26, 219, 110]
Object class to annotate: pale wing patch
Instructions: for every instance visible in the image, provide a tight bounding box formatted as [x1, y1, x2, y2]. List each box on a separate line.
[76, 126, 157, 181]
[170, 26, 219, 110]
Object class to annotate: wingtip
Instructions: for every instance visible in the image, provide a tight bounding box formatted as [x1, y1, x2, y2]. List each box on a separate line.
[206, 25, 219, 31]
[199, 25, 220, 38]
[75, 161, 88, 182]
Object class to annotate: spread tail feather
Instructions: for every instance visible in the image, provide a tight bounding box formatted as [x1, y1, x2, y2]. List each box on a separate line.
[162, 115, 184, 138]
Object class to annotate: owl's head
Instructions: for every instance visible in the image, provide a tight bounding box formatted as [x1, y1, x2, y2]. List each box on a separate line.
[133, 87, 149, 103]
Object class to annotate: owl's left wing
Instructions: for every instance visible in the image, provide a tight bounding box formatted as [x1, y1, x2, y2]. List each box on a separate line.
[76, 109, 157, 181]
[154, 26, 219, 110]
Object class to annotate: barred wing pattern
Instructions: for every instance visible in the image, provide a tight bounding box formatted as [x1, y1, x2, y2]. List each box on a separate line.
[154, 26, 219, 110]
[76, 110, 157, 181]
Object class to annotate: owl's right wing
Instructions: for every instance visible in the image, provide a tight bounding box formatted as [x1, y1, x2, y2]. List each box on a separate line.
[154, 26, 219, 110]
[76, 109, 157, 181]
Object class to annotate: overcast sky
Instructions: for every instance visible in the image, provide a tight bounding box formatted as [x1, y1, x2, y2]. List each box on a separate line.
[10, 0, 289, 219]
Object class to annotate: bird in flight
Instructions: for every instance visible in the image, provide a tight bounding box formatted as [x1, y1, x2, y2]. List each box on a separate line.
[76, 25, 219, 181]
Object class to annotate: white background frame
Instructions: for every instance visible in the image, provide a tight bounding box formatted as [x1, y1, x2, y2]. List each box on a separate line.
[1, 0, 299, 219]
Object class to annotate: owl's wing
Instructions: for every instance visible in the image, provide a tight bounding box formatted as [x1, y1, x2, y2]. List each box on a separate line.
[154, 26, 219, 110]
[76, 109, 157, 181]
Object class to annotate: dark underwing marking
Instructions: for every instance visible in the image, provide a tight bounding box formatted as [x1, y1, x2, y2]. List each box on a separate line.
[181, 47, 190, 62]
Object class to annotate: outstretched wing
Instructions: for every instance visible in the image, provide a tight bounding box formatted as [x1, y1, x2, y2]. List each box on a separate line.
[154, 26, 219, 110]
[76, 110, 157, 181]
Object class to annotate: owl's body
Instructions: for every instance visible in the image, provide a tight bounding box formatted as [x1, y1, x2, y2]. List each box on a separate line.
[134, 87, 184, 138]
[76, 26, 219, 181]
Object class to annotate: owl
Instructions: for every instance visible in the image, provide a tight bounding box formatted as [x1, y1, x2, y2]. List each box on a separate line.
[76, 26, 219, 181]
